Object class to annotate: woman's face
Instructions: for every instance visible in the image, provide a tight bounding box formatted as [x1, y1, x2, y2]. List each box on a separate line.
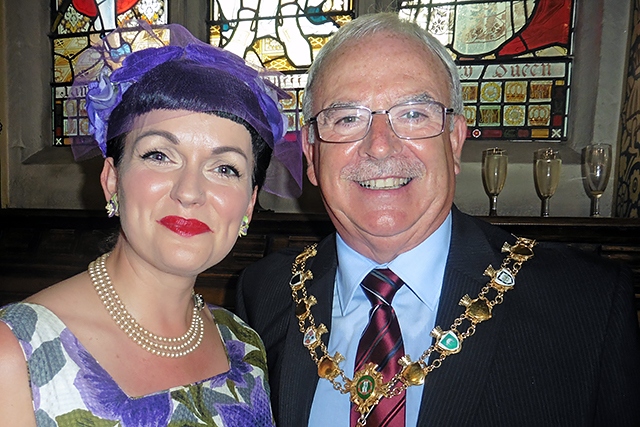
[101, 110, 257, 277]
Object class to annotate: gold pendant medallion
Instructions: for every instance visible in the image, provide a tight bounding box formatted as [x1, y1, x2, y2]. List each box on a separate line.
[348, 363, 385, 418]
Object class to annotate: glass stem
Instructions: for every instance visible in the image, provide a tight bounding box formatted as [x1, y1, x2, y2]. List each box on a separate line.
[540, 198, 550, 217]
[489, 195, 498, 216]
[590, 197, 601, 217]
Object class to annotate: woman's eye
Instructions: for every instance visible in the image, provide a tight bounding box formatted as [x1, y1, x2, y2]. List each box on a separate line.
[141, 150, 170, 162]
[215, 164, 240, 177]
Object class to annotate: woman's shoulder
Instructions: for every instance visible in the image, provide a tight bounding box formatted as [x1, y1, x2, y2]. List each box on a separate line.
[0, 302, 69, 348]
[0, 310, 30, 369]
[1, 302, 50, 331]
[0, 317, 36, 426]
[0, 307, 26, 353]
[26, 271, 90, 306]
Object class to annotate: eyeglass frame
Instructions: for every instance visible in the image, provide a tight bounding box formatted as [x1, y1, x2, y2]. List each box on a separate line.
[306, 100, 456, 143]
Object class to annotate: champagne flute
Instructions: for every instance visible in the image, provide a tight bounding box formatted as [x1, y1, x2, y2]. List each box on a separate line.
[582, 143, 612, 216]
[534, 148, 562, 217]
[481, 148, 508, 216]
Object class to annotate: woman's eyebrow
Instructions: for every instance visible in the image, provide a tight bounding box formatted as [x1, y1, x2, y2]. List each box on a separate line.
[133, 131, 249, 161]
[211, 145, 249, 161]
[133, 129, 180, 146]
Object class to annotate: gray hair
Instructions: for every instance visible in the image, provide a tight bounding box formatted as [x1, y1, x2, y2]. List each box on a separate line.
[302, 12, 463, 139]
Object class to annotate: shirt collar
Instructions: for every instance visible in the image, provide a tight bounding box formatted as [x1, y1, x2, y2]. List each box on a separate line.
[335, 212, 452, 315]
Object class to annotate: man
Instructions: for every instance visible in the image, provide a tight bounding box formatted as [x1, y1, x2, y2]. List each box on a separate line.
[236, 12, 640, 427]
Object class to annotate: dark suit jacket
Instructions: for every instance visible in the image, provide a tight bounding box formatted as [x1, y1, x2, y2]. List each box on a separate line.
[236, 208, 640, 426]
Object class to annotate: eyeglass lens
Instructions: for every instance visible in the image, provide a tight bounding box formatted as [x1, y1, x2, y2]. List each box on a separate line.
[314, 102, 447, 143]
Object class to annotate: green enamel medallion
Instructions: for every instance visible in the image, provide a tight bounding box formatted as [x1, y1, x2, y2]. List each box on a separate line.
[356, 375, 375, 400]
[438, 331, 461, 352]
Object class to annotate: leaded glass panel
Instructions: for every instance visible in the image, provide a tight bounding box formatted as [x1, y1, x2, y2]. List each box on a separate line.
[399, 0, 575, 141]
[208, 1, 355, 133]
[51, 0, 167, 147]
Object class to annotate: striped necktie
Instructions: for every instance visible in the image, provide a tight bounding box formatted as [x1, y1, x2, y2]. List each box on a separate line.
[351, 268, 406, 427]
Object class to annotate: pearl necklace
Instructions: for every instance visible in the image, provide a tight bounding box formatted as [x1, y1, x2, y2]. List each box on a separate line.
[88, 253, 205, 358]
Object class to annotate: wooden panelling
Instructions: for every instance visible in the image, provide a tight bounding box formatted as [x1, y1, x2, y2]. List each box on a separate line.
[1, 210, 638, 318]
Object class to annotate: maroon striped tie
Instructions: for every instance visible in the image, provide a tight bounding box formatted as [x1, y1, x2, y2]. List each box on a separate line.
[351, 269, 406, 427]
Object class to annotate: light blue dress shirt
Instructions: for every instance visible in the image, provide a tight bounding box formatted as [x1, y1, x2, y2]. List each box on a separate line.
[308, 213, 451, 426]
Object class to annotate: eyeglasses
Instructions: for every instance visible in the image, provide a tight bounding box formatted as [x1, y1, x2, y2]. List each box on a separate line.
[308, 101, 455, 143]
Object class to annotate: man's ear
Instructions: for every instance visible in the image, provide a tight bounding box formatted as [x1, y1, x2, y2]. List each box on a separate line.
[100, 157, 118, 201]
[301, 125, 319, 186]
[449, 115, 467, 175]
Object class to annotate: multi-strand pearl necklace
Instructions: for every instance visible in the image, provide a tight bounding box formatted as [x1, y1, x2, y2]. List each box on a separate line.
[88, 252, 205, 358]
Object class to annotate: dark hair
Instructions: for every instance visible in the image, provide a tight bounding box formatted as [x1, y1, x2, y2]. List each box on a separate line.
[106, 59, 273, 190]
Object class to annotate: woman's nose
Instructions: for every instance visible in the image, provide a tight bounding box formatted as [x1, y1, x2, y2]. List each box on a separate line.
[171, 167, 206, 207]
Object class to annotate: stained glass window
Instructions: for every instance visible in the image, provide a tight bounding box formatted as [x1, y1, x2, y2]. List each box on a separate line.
[207, 1, 354, 136]
[51, 0, 168, 147]
[398, 0, 575, 141]
[52, 1, 574, 147]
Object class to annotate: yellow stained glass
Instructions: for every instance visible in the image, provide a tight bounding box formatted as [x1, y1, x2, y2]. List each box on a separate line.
[531, 129, 550, 139]
[51, 0, 167, 147]
[53, 37, 89, 84]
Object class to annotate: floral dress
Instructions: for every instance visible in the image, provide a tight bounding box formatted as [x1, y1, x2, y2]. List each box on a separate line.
[0, 302, 274, 427]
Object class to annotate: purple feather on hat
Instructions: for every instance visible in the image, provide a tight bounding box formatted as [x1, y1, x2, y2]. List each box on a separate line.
[72, 20, 301, 198]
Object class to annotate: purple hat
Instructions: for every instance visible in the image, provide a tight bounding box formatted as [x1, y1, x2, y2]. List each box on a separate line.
[72, 21, 302, 198]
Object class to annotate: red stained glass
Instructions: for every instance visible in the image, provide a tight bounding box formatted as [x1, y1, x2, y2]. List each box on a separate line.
[498, 0, 572, 56]
[399, 0, 574, 141]
[483, 129, 504, 138]
[71, 0, 139, 17]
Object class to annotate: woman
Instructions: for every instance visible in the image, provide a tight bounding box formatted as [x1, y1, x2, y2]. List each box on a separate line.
[0, 22, 297, 426]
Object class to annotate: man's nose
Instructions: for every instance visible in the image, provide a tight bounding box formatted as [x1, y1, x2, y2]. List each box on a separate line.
[358, 112, 402, 159]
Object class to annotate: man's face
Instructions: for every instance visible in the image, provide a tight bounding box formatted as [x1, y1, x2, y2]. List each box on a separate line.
[302, 32, 467, 263]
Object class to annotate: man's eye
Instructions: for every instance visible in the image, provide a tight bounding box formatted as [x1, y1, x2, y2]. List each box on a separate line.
[320, 109, 363, 126]
[337, 115, 360, 125]
[397, 109, 430, 121]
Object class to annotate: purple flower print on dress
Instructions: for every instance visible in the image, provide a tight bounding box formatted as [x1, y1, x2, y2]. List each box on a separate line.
[60, 329, 172, 427]
[215, 379, 274, 427]
[209, 340, 252, 389]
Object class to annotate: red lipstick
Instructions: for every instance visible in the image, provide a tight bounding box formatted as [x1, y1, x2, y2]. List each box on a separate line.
[159, 216, 211, 237]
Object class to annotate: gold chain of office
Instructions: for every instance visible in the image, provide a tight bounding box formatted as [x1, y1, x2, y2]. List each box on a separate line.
[290, 236, 536, 426]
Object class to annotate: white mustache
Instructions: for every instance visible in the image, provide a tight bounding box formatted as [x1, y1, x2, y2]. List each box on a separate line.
[341, 157, 426, 181]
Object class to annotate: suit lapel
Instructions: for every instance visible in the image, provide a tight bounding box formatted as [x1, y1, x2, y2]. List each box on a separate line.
[277, 235, 338, 427]
[275, 214, 518, 425]
[418, 209, 512, 426]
